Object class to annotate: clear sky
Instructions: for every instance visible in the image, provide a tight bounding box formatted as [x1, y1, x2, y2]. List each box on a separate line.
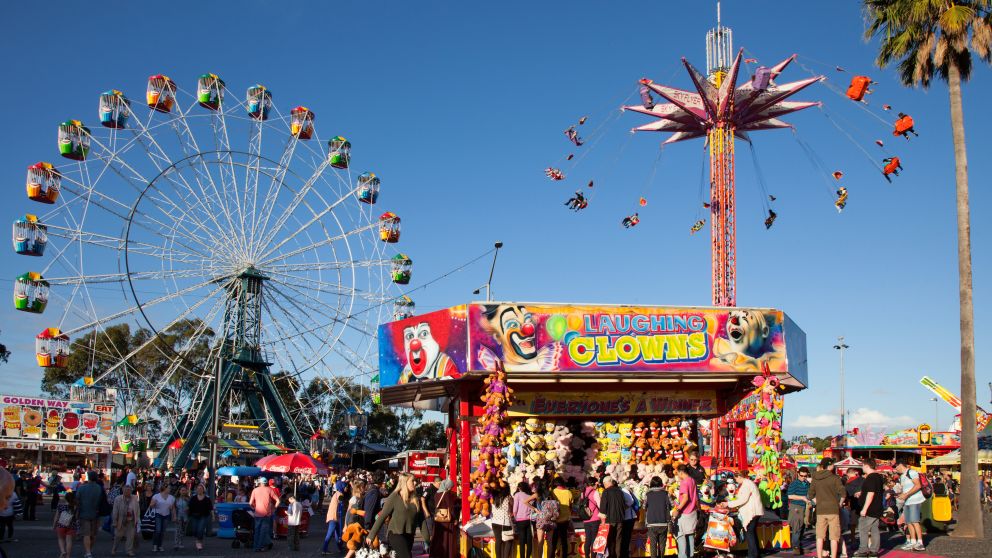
[0, 0, 989, 438]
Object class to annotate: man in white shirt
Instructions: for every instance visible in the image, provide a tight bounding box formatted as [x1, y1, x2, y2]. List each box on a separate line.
[125, 468, 137, 490]
[894, 460, 925, 551]
[729, 471, 765, 558]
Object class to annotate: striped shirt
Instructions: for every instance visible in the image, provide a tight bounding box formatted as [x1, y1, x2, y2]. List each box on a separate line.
[787, 479, 810, 509]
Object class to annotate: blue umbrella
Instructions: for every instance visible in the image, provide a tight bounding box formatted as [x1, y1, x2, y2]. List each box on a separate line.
[216, 466, 262, 477]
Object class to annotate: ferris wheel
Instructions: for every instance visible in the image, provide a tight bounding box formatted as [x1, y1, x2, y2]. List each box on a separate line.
[11, 74, 413, 465]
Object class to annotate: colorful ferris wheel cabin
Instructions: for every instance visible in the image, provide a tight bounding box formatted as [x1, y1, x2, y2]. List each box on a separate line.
[393, 295, 415, 320]
[26, 162, 61, 204]
[146, 75, 177, 113]
[290, 106, 315, 139]
[391, 254, 413, 285]
[14, 272, 49, 313]
[378, 212, 401, 243]
[246, 85, 272, 121]
[58, 120, 90, 161]
[36, 327, 69, 368]
[13, 214, 48, 256]
[197, 73, 225, 110]
[99, 90, 131, 129]
[327, 136, 351, 169]
[356, 172, 379, 204]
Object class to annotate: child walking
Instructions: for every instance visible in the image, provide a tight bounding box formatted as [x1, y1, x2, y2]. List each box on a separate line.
[287, 495, 303, 551]
[173, 486, 189, 550]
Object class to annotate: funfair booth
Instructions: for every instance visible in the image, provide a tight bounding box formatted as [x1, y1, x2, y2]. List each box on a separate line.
[378, 302, 808, 558]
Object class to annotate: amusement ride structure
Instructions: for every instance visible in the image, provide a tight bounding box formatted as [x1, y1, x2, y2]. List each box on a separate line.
[625, 6, 823, 306]
[12, 75, 410, 467]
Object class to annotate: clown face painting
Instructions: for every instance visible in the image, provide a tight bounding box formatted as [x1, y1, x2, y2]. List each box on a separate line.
[399, 322, 460, 383]
[476, 304, 561, 372]
[712, 309, 784, 372]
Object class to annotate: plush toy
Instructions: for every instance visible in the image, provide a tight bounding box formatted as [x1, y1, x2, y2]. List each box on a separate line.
[470, 363, 514, 517]
[648, 420, 660, 439]
[749, 372, 785, 509]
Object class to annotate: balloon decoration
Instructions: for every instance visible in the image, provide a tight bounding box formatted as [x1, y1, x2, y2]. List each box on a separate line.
[750, 371, 785, 509]
[545, 314, 567, 341]
[469, 361, 514, 517]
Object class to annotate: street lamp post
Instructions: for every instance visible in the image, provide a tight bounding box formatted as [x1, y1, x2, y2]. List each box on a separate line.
[833, 337, 849, 435]
[473, 242, 503, 301]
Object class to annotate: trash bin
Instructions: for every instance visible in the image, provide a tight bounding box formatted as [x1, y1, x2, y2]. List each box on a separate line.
[216, 502, 252, 539]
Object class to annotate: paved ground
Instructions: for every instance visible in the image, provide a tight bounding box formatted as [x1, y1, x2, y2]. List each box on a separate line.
[2, 506, 987, 558]
[0, 503, 428, 558]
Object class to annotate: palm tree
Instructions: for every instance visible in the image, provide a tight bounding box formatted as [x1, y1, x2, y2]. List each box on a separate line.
[863, 0, 990, 538]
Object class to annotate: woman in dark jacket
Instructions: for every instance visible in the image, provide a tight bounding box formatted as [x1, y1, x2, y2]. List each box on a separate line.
[429, 479, 459, 558]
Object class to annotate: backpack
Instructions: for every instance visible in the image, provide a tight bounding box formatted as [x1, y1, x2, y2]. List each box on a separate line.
[916, 472, 933, 499]
[578, 488, 594, 522]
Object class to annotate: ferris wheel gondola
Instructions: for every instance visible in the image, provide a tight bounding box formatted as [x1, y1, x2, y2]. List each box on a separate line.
[10, 73, 408, 467]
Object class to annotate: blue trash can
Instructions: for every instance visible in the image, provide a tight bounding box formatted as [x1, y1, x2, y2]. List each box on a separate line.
[216, 502, 252, 539]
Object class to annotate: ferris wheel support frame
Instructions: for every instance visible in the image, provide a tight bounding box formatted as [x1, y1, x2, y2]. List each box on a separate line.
[156, 267, 306, 468]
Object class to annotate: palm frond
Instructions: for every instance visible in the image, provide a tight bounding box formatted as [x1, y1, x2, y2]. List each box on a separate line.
[934, 33, 949, 66]
[973, 16, 992, 61]
[940, 4, 978, 33]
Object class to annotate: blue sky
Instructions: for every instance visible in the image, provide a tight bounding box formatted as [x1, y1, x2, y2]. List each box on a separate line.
[0, 1, 989, 438]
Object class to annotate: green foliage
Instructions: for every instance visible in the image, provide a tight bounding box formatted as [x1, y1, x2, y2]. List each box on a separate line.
[405, 420, 447, 450]
[41, 320, 215, 439]
[0, 329, 10, 365]
[863, 0, 992, 86]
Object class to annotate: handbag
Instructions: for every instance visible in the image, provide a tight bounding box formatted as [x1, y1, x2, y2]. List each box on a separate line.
[57, 509, 75, 528]
[434, 491, 451, 523]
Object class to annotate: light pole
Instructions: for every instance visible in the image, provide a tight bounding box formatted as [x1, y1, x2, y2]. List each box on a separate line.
[833, 337, 849, 435]
[930, 397, 939, 430]
[473, 241, 503, 301]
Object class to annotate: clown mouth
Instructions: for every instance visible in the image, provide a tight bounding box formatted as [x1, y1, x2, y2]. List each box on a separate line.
[728, 317, 744, 342]
[510, 333, 537, 359]
[408, 349, 427, 373]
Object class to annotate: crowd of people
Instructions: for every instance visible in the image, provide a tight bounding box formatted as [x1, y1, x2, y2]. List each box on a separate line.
[1, 455, 991, 558]
[786, 457, 992, 558]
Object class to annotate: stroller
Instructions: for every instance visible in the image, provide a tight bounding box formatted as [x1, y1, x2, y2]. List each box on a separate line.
[231, 509, 255, 549]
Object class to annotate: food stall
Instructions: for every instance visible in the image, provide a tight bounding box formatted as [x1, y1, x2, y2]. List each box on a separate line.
[1, 389, 116, 473]
[378, 302, 808, 558]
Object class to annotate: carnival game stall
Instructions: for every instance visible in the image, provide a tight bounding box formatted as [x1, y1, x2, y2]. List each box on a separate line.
[828, 425, 961, 470]
[378, 302, 808, 558]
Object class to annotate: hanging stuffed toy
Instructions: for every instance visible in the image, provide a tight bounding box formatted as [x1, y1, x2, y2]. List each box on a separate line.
[469, 361, 514, 517]
[749, 369, 785, 509]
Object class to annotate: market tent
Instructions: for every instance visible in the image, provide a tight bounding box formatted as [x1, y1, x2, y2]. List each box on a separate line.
[217, 439, 284, 452]
[926, 449, 992, 466]
[217, 466, 261, 477]
[833, 457, 863, 471]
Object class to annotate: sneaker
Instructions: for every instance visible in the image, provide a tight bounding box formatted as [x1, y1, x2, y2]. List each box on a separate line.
[853, 552, 870, 557]
[899, 541, 915, 550]
[913, 543, 925, 552]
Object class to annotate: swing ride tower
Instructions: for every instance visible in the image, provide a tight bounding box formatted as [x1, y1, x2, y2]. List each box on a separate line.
[706, 19, 737, 306]
[624, 7, 823, 306]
